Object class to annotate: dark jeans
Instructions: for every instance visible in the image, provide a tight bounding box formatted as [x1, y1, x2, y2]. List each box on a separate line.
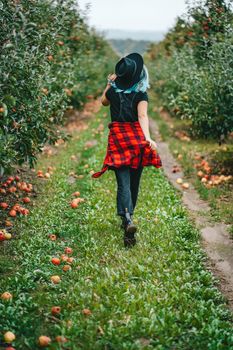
[113, 166, 143, 217]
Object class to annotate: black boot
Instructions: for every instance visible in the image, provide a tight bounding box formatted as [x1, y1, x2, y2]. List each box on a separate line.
[123, 209, 137, 248]
[120, 216, 127, 230]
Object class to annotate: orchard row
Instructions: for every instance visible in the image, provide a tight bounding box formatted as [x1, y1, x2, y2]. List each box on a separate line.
[146, 0, 233, 141]
[0, 0, 116, 173]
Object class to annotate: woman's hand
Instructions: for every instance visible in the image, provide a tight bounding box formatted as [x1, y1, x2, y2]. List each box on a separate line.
[107, 73, 117, 82]
[146, 138, 158, 151]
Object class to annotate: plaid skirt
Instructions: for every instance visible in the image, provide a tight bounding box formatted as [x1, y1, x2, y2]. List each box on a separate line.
[92, 121, 162, 178]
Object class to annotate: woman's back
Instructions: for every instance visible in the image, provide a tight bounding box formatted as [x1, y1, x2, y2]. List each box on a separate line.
[106, 87, 148, 122]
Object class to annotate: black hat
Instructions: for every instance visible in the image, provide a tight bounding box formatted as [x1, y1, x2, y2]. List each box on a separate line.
[115, 53, 144, 90]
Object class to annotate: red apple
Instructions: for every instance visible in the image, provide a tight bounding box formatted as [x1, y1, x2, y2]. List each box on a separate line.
[38, 335, 51, 347]
[49, 234, 57, 241]
[64, 247, 73, 255]
[61, 254, 68, 262]
[9, 209, 17, 217]
[72, 191, 80, 197]
[51, 257, 60, 266]
[82, 308, 92, 316]
[0, 231, 6, 241]
[51, 306, 61, 315]
[0, 202, 8, 209]
[1, 292, 13, 300]
[23, 197, 30, 203]
[67, 257, 74, 264]
[70, 199, 78, 208]
[55, 336, 67, 343]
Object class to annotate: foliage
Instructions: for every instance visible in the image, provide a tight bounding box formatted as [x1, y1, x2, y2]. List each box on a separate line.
[146, 0, 233, 141]
[0, 0, 116, 173]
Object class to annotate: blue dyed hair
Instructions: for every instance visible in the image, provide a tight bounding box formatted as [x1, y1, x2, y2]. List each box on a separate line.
[111, 65, 150, 94]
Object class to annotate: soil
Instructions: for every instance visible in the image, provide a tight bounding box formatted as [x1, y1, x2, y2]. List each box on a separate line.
[150, 117, 233, 311]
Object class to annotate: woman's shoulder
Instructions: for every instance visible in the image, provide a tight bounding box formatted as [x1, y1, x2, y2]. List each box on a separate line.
[105, 86, 113, 99]
[106, 86, 117, 100]
[135, 90, 149, 102]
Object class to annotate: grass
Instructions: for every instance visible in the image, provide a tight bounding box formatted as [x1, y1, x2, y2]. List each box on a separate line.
[150, 95, 233, 234]
[0, 103, 233, 350]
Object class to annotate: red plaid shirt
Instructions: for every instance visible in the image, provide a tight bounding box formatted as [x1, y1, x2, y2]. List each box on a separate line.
[92, 121, 162, 178]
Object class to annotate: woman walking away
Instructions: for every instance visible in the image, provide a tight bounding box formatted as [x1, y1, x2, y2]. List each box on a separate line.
[92, 53, 162, 248]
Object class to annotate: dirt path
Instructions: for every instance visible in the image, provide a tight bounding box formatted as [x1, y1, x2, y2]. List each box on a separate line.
[150, 117, 233, 310]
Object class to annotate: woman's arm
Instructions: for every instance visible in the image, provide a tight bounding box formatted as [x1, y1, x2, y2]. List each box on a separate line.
[137, 101, 158, 151]
[101, 73, 117, 106]
[101, 83, 111, 106]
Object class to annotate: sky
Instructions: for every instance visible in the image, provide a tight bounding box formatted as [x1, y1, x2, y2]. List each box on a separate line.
[77, 0, 187, 32]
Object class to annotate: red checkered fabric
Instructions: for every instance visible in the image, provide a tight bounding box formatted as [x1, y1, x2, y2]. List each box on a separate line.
[92, 121, 162, 178]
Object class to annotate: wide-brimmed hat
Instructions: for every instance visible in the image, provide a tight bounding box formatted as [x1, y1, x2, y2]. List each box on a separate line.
[114, 53, 144, 90]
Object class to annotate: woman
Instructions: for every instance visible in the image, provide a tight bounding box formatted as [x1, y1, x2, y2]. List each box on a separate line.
[92, 53, 162, 248]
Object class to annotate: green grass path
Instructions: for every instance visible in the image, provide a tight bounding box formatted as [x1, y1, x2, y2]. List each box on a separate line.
[0, 105, 232, 350]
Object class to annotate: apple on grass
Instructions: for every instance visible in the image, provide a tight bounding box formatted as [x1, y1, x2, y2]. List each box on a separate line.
[51, 257, 60, 266]
[4, 331, 16, 343]
[64, 247, 73, 255]
[51, 306, 61, 315]
[51, 275, 61, 284]
[63, 265, 71, 272]
[56, 336, 67, 343]
[1, 292, 13, 300]
[38, 335, 51, 347]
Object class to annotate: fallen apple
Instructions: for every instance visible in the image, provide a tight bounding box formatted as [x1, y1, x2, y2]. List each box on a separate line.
[4, 232, 12, 240]
[67, 257, 74, 264]
[176, 178, 183, 184]
[0, 231, 6, 241]
[9, 209, 17, 217]
[37, 171, 44, 178]
[64, 247, 73, 255]
[47, 166, 53, 172]
[182, 182, 190, 189]
[5, 220, 13, 227]
[51, 275, 61, 284]
[4, 331, 16, 343]
[197, 170, 204, 178]
[49, 234, 57, 241]
[72, 191, 80, 197]
[55, 336, 67, 343]
[61, 254, 68, 262]
[23, 197, 30, 203]
[51, 257, 61, 266]
[63, 264, 71, 272]
[82, 308, 92, 316]
[70, 199, 79, 208]
[0, 202, 8, 209]
[51, 306, 61, 315]
[38, 335, 51, 347]
[20, 208, 29, 215]
[177, 154, 183, 160]
[1, 292, 13, 300]
[8, 186, 17, 193]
